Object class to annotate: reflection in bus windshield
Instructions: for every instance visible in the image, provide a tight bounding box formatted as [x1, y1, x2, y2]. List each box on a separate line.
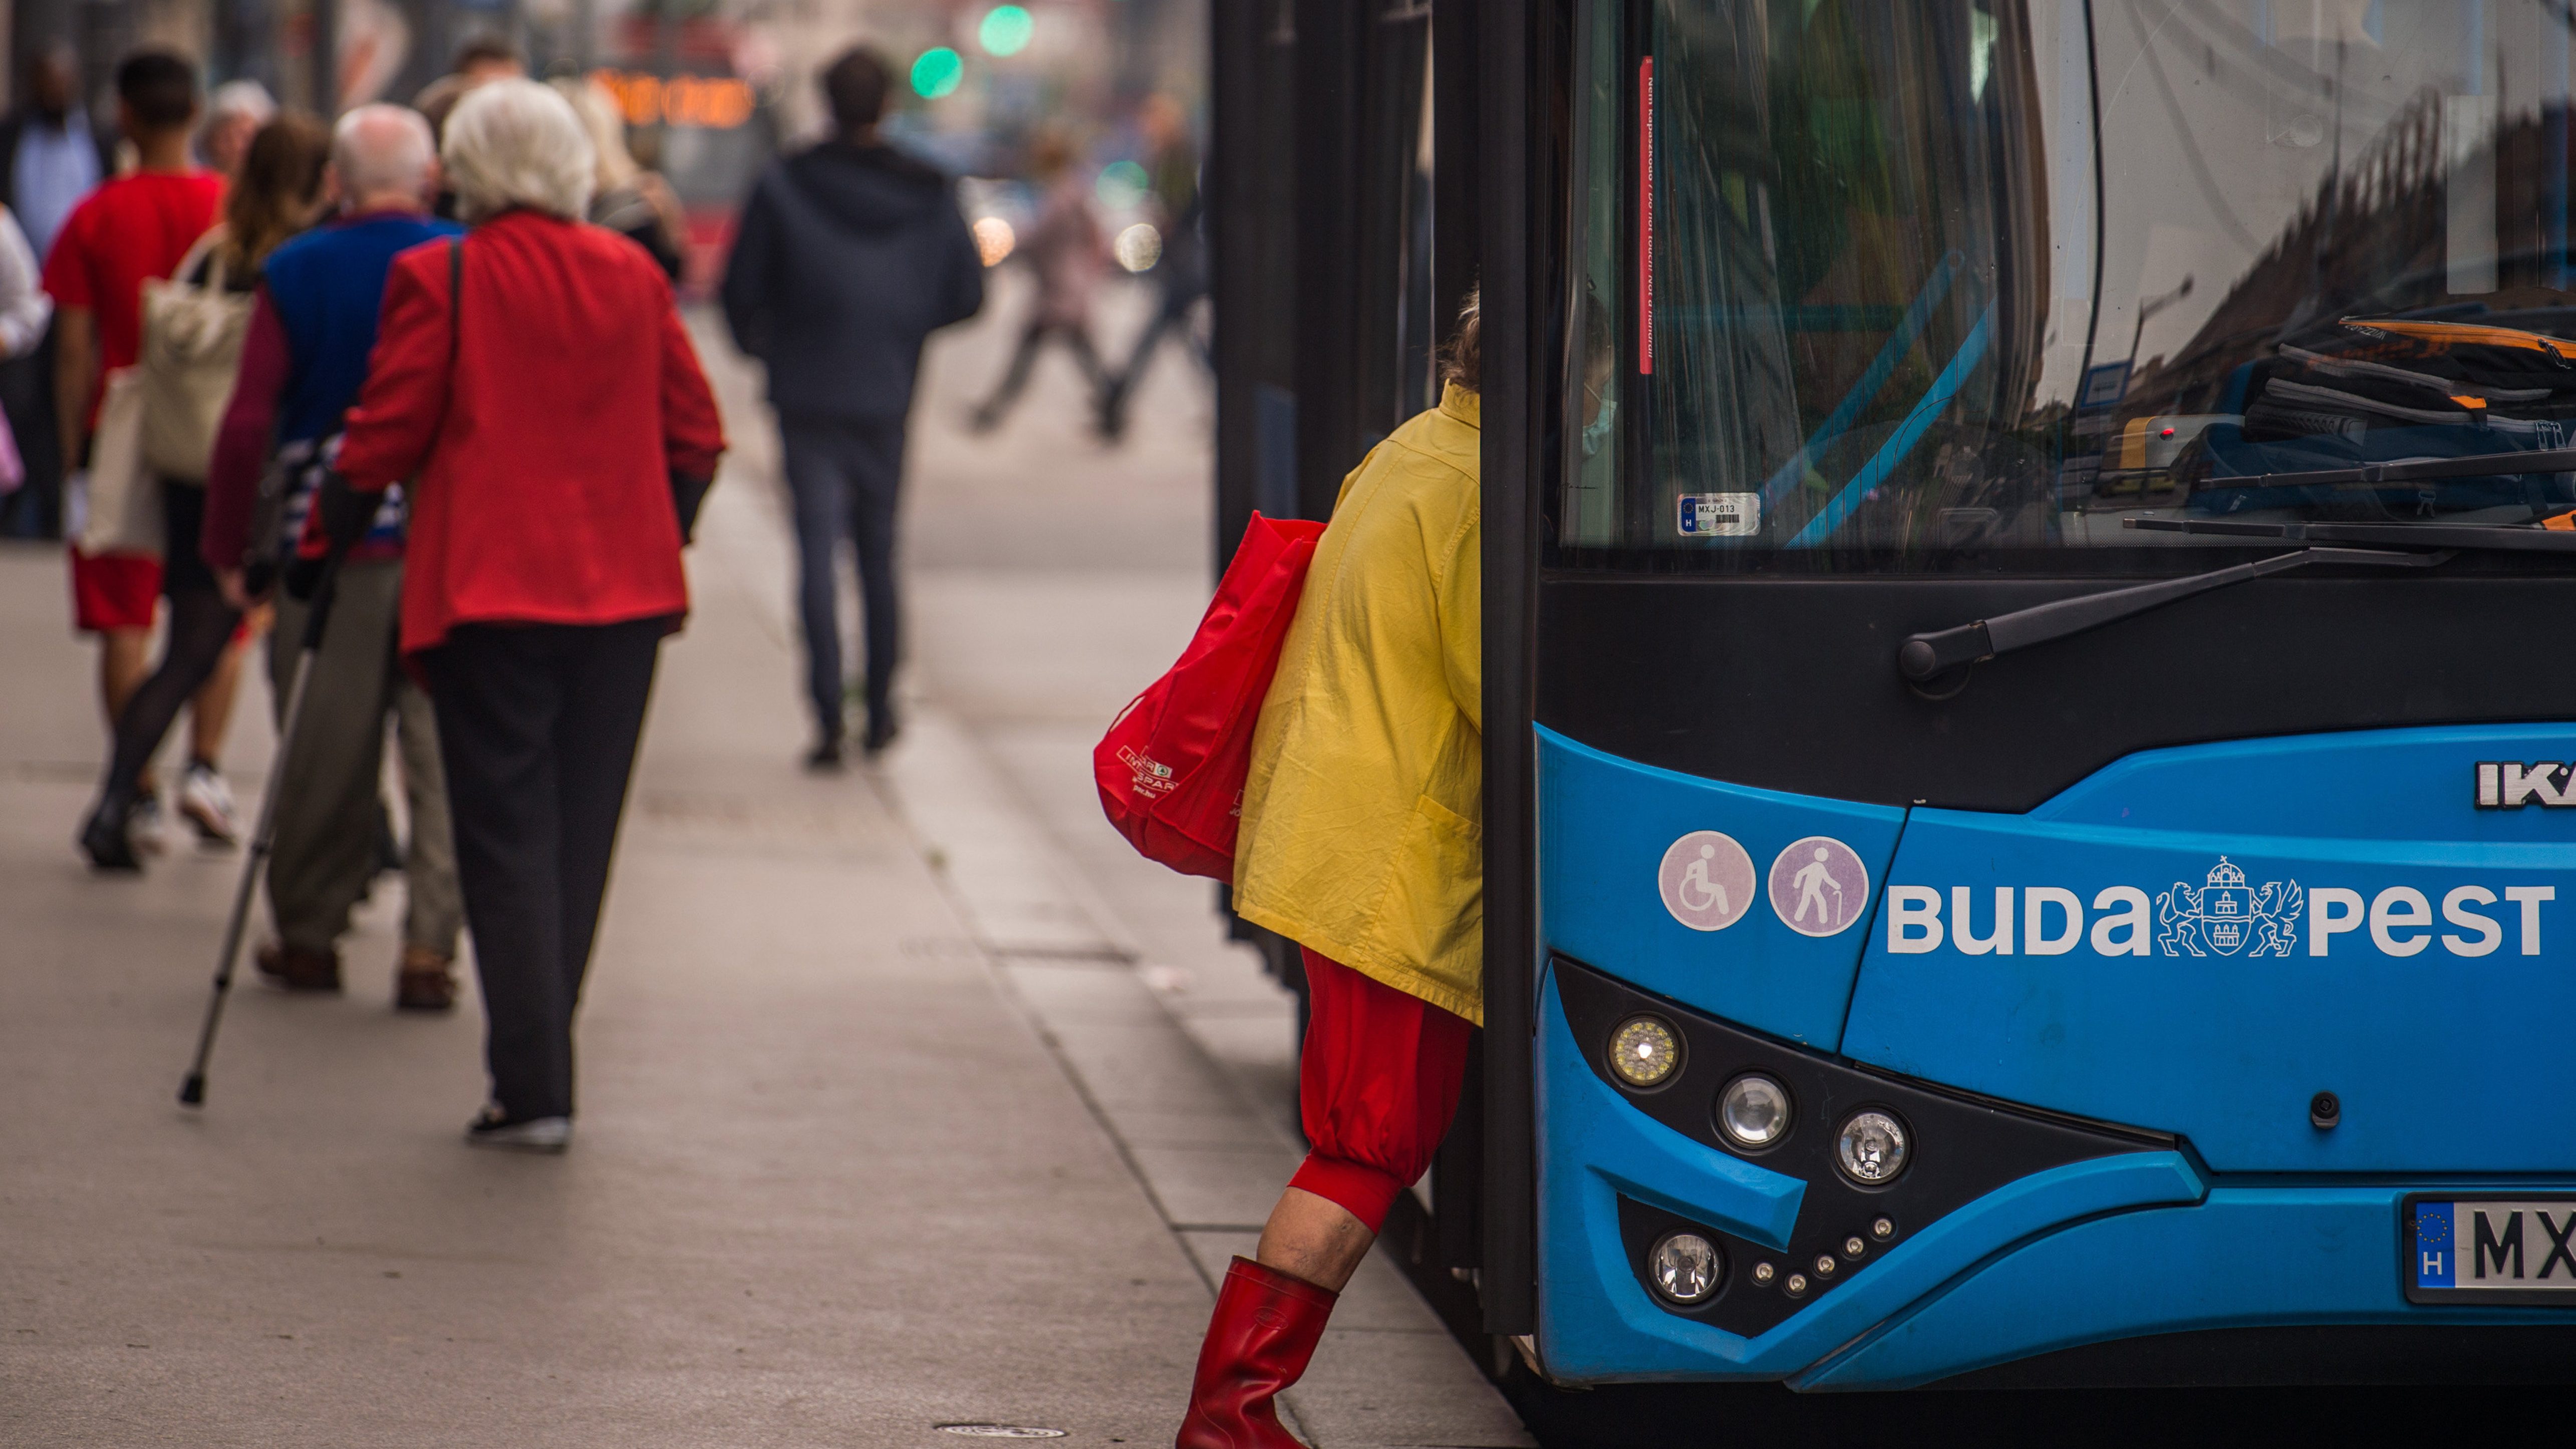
[1559, 0, 2576, 567]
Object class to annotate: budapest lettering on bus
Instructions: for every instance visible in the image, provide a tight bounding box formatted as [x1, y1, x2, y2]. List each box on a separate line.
[1883, 856, 2554, 959]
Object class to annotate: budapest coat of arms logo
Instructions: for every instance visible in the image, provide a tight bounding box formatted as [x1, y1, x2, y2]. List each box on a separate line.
[2156, 857, 2303, 957]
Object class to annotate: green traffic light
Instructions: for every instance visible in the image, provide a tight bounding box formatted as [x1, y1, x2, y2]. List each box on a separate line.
[980, 6, 1034, 57]
[912, 47, 964, 99]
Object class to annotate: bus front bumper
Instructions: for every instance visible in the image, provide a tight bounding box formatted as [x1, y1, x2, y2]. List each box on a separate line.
[1535, 962, 2576, 1388]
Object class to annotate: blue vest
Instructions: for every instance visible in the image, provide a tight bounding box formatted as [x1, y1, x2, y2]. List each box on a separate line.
[261, 211, 463, 445]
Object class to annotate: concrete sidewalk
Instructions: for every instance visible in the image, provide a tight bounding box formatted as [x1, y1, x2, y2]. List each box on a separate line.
[0, 279, 1528, 1447]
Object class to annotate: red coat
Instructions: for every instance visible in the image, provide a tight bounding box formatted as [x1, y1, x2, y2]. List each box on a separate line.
[335, 209, 726, 656]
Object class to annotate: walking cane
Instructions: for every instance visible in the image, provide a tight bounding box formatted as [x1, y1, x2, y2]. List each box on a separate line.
[178, 552, 347, 1108]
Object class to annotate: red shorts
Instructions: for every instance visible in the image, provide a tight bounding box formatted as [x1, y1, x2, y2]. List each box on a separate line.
[1288, 947, 1475, 1234]
[70, 548, 161, 633]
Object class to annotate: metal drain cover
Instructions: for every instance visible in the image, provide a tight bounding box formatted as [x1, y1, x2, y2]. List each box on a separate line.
[935, 1427, 1066, 1440]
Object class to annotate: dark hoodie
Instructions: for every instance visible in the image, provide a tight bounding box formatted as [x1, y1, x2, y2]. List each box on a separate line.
[720, 141, 985, 424]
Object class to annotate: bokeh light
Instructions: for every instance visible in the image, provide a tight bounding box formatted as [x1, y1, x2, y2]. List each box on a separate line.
[1095, 159, 1149, 210]
[973, 216, 1017, 266]
[1113, 223, 1163, 273]
[912, 47, 964, 99]
[979, 6, 1035, 57]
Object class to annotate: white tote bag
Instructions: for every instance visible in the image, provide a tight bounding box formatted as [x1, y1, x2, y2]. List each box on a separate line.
[139, 229, 252, 482]
[77, 366, 162, 557]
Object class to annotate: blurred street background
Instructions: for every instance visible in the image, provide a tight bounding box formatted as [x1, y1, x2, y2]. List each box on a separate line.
[0, 264, 1530, 1447]
[0, 0, 1535, 1440]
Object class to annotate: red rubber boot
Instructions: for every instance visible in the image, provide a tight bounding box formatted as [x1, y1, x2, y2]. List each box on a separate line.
[1175, 1256, 1338, 1448]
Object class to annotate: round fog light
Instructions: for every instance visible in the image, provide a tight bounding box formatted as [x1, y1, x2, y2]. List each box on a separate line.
[1647, 1231, 1723, 1305]
[1716, 1074, 1792, 1149]
[1607, 1016, 1681, 1089]
[1836, 1110, 1910, 1185]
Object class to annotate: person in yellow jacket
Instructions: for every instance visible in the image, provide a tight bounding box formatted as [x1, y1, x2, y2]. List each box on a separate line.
[1176, 295, 1482, 1447]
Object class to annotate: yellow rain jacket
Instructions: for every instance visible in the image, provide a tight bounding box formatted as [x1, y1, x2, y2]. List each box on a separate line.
[1232, 383, 1483, 1024]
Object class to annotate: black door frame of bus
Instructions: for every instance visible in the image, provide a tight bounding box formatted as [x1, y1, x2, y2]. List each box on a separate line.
[1474, 0, 1553, 1337]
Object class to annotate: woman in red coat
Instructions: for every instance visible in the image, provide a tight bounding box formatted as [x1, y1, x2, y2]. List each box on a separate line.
[326, 78, 724, 1152]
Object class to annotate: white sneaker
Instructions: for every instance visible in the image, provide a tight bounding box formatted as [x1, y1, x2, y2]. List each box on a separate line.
[179, 764, 241, 847]
[131, 794, 171, 855]
[464, 1110, 571, 1153]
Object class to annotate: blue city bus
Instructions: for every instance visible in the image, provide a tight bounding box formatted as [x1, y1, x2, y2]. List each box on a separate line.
[1216, 0, 2576, 1409]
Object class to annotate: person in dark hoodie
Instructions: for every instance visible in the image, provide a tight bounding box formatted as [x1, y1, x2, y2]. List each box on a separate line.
[720, 47, 985, 769]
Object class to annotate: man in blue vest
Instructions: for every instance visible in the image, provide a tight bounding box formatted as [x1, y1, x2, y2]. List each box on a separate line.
[201, 103, 467, 1009]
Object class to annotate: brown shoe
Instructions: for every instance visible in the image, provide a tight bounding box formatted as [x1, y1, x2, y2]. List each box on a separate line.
[395, 947, 457, 1013]
[255, 941, 343, 993]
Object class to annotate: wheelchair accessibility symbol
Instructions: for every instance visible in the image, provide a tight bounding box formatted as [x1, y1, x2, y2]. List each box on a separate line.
[1659, 831, 1756, 932]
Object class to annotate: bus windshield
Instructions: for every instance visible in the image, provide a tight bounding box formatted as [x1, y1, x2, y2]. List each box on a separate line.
[1558, 0, 2576, 571]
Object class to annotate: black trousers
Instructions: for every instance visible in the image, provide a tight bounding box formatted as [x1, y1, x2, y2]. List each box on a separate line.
[420, 618, 665, 1121]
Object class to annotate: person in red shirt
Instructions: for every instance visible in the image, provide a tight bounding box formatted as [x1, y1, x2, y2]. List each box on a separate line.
[47, 51, 232, 865]
[326, 79, 723, 1151]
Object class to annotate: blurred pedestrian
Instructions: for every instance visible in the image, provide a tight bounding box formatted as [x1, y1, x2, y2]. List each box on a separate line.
[967, 130, 1108, 435]
[553, 78, 686, 281]
[1098, 94, 1205, 442]
[413, 35, 524, 144]
[1175, 295, 1484, 1444]
[199, 79, 276, 180]
[73, 107, 332, 869]
[0, 49, 109, 540]
[50, 52, 227, 867]
[719, 46, 982, 767]
[201, 104, 464, 1005]
[326, 79, 723, 1150]
[0, 207, 52, 516]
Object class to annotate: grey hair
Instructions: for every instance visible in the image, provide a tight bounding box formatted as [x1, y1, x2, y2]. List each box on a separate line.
[441, 77, 596, 223]
[206, 79, 276, 124]
[331, 104, 437, 201]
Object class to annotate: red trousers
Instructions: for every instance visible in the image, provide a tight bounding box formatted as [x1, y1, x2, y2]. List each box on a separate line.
[1288, 947, 1475, 1234]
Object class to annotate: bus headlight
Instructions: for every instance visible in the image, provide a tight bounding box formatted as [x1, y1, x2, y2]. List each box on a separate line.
[1715, 1074, 1792, 1149]
[1836, 1110, 1911, 1185]
[1607, 1016, 1682, 1089]
[1647, 1231, 1723, 1305]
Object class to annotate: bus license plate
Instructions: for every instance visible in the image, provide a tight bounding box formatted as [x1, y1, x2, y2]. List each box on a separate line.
[2405, 1197, 2576, 1305]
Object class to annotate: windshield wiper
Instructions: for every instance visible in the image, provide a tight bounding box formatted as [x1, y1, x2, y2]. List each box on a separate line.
[1896, 547, 2451, 692]
[2193, 446, 2576, 491]
[2124, 516, 2576, 551]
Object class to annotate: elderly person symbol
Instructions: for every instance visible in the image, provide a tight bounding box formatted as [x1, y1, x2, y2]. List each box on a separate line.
[323, 79, 725, 1152]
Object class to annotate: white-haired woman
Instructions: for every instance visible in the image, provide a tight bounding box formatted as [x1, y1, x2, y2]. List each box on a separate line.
[326, 78, 726, 1151]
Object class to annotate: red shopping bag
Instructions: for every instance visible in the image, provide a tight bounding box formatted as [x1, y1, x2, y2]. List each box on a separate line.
[1096, 512, 1325, 879]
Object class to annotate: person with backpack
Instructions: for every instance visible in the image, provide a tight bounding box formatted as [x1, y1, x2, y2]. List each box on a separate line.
[719, 46, 984, 768]
[1172, 295, 1484, 1446]
[200, 103, 465, 1006]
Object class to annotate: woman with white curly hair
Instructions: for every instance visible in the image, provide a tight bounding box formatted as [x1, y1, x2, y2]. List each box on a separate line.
[322, 78, 726, 1152]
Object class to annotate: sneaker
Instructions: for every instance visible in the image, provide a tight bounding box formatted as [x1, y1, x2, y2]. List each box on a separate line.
[131, 793, 171, 855]
[804, 737, 845, 773]
[179, 763, 241, 847]
[464, 1107, 570, 1153]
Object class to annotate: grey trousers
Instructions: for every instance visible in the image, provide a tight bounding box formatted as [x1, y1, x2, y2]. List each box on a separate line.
[266, 560, 464, 959]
